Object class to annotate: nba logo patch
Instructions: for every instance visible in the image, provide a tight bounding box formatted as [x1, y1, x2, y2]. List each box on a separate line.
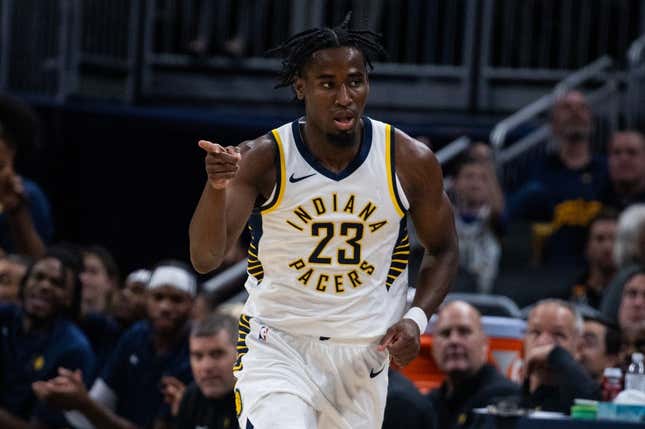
[259, 326, 269, 342]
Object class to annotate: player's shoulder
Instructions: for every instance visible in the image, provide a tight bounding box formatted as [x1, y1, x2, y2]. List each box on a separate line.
[392, 128, 436, 163]
[238, 133, 277, 165]
[392, 128, 440, 177]
[390, 128, 443, 200]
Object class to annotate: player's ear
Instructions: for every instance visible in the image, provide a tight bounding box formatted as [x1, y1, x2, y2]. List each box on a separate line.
[293, 77, 305, 101]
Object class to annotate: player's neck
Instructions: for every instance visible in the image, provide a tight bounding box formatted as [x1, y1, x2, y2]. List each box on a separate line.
[301, 122, 362, 174]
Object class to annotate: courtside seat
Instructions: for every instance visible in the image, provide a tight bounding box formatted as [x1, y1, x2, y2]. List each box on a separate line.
[398, 316, 526, 393]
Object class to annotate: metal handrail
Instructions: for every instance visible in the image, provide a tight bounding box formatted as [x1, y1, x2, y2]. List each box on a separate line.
[628, 34, 645, 66]
[490, 55, 613, 154]
[436, 136, 471, 164]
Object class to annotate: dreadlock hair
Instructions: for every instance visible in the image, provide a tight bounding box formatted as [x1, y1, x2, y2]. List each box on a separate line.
[267, 12, 387, 89]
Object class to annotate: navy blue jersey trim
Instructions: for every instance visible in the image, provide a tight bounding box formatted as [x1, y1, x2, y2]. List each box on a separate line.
[385, 217, 410, 291]
[291, 117, 373, 181]
[247, 213, 264, 283]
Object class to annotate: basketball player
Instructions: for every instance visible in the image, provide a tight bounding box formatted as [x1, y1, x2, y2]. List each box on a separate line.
[189, 15, 458, 429]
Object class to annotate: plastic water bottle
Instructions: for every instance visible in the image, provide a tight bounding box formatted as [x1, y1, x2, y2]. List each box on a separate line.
[625, 352, 645, 392]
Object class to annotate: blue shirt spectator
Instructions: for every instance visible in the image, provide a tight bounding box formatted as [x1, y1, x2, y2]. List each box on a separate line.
[101, 320, 193, 427]
[0, 305, 94, 427]
[34, 261, 196, 429]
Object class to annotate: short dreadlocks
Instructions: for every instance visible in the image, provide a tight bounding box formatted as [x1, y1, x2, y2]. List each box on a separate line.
[267, 12, 387, 88]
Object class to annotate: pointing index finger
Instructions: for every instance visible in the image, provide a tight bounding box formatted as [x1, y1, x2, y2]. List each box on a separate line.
[198, 140, 222, 153]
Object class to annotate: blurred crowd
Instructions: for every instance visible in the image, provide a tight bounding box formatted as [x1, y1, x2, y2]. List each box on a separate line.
[1, 86, 645, 429]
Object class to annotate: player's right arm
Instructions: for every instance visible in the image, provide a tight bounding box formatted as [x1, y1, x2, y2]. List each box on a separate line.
[189, 136, 275, 273]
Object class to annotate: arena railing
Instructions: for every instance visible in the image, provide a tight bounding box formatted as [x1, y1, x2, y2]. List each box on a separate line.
[489, 56, 619, 192]
[138, 0, 479, 110]
[71, 0, 142, 103]
[0, 0, 76, 102]
[627, 33, 645, 129]
[478, 0, 645, 111]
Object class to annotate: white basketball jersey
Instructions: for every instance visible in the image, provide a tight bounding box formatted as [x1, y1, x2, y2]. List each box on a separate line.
[242, 117, 410, 339]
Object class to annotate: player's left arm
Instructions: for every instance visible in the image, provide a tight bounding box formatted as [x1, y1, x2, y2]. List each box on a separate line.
[379, 131, 459, 367]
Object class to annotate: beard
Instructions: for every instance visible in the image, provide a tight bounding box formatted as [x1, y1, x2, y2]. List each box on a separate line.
[326, 130, 357, 147]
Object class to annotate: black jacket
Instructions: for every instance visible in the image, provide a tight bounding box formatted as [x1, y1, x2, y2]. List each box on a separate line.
[521, 345, 601, 414]
[383, 370, 436, 429]
[427, 364, 520, 429]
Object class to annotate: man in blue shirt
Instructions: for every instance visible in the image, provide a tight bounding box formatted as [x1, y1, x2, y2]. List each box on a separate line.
[509, 91, 609, 267]
[0, 248, 94, 429]
[35, 261, 195, 429]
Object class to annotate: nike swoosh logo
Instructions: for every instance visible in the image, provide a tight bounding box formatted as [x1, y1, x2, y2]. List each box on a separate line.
[369, 364, 386, 378]
[289, 173, 316, 183]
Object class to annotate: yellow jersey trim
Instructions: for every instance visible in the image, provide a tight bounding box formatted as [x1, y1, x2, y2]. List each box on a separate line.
[261, 129, 287, 214]
[385, 124, 405, 218]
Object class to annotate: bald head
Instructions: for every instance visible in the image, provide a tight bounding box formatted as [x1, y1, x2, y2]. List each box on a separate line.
[525, 300, 582, 358]
[432, 301, 488, 380]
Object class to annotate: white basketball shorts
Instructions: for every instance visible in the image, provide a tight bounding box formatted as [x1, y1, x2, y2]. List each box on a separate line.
[233, 314, 390, 429]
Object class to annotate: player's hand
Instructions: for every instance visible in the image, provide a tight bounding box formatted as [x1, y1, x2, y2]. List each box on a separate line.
[377, 319, 421, 367]
[525, 343, 554, 374]
[0, 167, 25, 213]
[198, 140, 242, 190]
[160, 376, 186, 416]
[32, 367, 89, 411]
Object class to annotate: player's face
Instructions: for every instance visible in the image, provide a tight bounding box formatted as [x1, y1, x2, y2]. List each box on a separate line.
[525, 303, 579, 358]
[608, 132, 645, 185]
[618, 274, 645, 332]
[190, 330, 237, 399]
[295, 46, 369, 147]
[146, 286, 193, 334]
[432, 304, 488, 377]
[23, 257, 72, 321]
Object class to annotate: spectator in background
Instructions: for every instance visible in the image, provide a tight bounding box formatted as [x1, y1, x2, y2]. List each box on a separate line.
[1, 247, 95, 429]
[0, 95, 53, 258]
[110, 268, 149, 328]
[521, 299, 600, 413]
[77, 246, 123, 375]
[613, 204, 645, 269]
[578, 316, 621, 383]
[617, 270, 645, 333]
[428, 301, 519, 428]
[620, 321, 645, 368]
[508, 91, 608, 267]
[600, 205, 645, 322]
[570, 210, 618, 308]
[450, 145, 505, 293]
[36, 261, 195, 429]
[191, 290, 215, 321]
[0, 253, 30, 305]
[80, 245, 120, 316]
[383, 369, 436, 429]
[602, 131, 645, 211]
[163, 313, 240, 429]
